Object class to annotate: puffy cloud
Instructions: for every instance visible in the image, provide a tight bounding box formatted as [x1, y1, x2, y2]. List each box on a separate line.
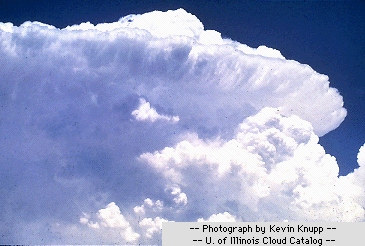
[80, 202, 140, 242]
[358, 144, 365, 166]
[81, 8, 205, 38]
[140, 217, 169, 238]
[132, 98, 179, 123]
[342, 144, 365, 209]
[198, 212, 237, 222]
[0, 7, 362, 245]
[134, 198, 164, 215]
[98, 202, 131, 228]
[79, 196, 175, 243]
[169, 185, 188, 206]
[140, 107, 365, 222]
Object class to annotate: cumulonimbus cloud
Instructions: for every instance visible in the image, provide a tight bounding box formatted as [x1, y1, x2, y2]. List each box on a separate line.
[0, 8, 362, 245]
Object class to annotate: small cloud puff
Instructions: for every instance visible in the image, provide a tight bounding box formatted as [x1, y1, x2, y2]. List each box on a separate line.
[357, 144, 365, 167]
[133, 198, 164, 214]
[140, 217, 170, 238]
[81, 197, 175, 243]
[198, 212, 237, 222]
[169, 185, 188, 206]
[80, 202, 140, 242]
[132, 98, 179, 123]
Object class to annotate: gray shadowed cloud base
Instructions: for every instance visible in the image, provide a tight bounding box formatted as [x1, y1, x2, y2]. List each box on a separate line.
[0, 9, 364, 244]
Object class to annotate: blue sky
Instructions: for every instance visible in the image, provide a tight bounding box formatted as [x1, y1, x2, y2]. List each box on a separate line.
[1, 0, 364, 244]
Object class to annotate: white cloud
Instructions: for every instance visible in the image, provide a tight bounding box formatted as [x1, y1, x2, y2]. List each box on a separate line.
[98, 202, 130, 228]
[133, 198, 164, 215]
[358, 144, 365, 167]
[169, 185, 188, 206]
[0, 7, 362, 245]
[80, 202, 140, 242]
[140, 107, 365, 222]
[199, 30, 224, 45]
[198, 212, 237, 222]
[80, 213, 100, 228]
[0, 8, 345, 137]
[132, 98, 179, 123]
[140, 217, 170, 238]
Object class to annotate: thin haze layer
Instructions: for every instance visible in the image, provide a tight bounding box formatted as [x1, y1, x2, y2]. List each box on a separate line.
[0, 9, 362, 244]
